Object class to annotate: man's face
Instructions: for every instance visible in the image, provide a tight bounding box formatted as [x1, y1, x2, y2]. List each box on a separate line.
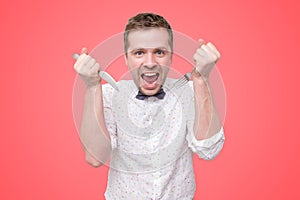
[125, 28, 172, 96]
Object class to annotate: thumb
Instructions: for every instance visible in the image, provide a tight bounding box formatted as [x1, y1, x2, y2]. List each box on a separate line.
[198, 38, 205, 46]
[81, 47, 88, 54]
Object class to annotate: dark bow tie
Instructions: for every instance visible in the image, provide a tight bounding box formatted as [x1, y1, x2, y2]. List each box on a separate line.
[135, 88, 166, 100]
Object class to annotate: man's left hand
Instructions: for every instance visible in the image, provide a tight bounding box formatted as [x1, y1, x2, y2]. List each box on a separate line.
[193, 39, 221, 80]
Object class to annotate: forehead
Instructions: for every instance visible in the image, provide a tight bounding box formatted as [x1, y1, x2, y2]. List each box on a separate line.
[127, 28, 171, 51]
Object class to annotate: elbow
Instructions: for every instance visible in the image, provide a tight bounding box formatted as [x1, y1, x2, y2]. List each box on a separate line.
[86, 156, 104, 168]
[85, 153, 104, 168]
[86, 159, 103, 168]
[83, 145, 111, 168]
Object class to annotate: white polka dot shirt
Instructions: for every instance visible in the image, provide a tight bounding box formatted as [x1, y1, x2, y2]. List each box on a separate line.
[102, 78, 225, 200]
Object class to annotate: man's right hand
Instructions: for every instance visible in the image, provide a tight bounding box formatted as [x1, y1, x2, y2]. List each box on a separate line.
[74, 48, 101, 88]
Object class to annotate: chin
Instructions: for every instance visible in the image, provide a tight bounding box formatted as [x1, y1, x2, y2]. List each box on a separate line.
[140, 86, 161, 96]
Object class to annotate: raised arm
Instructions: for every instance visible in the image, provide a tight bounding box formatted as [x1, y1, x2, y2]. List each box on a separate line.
[192, 40, 222, 140]
[73, 48, 111, 167]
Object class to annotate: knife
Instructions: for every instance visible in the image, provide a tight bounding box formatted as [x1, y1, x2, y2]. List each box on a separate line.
[72, 53, 119, 91]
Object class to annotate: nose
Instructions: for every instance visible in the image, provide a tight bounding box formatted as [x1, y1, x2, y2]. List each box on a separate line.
[143, 53, 157, 69]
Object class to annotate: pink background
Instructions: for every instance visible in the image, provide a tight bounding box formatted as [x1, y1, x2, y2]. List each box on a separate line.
[1, 0, 300, 199]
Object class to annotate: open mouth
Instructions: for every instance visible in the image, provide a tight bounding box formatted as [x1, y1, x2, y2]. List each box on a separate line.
[141, 72, 159, 84]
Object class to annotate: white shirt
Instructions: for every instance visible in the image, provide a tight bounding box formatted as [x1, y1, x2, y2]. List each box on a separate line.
[102, 78, 225, 200]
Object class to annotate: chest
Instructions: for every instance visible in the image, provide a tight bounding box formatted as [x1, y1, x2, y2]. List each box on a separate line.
[111, 87, 193, 154]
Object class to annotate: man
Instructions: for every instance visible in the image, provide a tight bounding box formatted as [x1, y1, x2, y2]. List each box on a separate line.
[74, 13, 225, 200]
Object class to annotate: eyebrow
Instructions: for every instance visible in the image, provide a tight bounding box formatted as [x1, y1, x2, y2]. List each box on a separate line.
[129, 47, 169, 53]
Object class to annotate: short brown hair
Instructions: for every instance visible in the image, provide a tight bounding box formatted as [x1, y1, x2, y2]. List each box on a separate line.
[124, 13, 173, 53]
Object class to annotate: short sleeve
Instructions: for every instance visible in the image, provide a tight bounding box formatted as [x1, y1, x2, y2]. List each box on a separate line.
[102, 84, 118, 149]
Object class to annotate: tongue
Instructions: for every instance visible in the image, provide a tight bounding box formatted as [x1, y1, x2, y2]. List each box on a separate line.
[143, 75, 158, 84]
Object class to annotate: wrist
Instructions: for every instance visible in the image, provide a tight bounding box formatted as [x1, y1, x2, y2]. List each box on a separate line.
[192, 69, 209, 82]
[85, 83, 101, 93]
[193, 75, 209, 87]
[193, 75, 211, 98]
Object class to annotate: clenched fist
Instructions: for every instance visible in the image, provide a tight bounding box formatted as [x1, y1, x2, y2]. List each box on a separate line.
[74, 48, 101, 88]
[193, 39, 221, 80]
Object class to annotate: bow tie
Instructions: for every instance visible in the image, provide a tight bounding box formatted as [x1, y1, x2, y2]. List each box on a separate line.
[135, 88, 166, 100]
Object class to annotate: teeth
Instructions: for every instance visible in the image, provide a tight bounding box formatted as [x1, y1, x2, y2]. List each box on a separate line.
[143, 72, 157, 76]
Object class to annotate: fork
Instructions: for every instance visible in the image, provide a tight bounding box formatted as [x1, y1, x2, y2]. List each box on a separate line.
[172, 68, 196, 89]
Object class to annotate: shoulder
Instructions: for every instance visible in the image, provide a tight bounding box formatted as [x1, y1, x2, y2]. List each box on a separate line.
[102, 80, 136, 101]
[102, 83, 114, 98]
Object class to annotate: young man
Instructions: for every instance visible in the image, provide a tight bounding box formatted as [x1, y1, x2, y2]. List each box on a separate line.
[74, 13, 225, 199]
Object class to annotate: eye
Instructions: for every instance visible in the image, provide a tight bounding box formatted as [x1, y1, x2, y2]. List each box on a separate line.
[155, 50, 166, 57]
[134, 50, 144, 56]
